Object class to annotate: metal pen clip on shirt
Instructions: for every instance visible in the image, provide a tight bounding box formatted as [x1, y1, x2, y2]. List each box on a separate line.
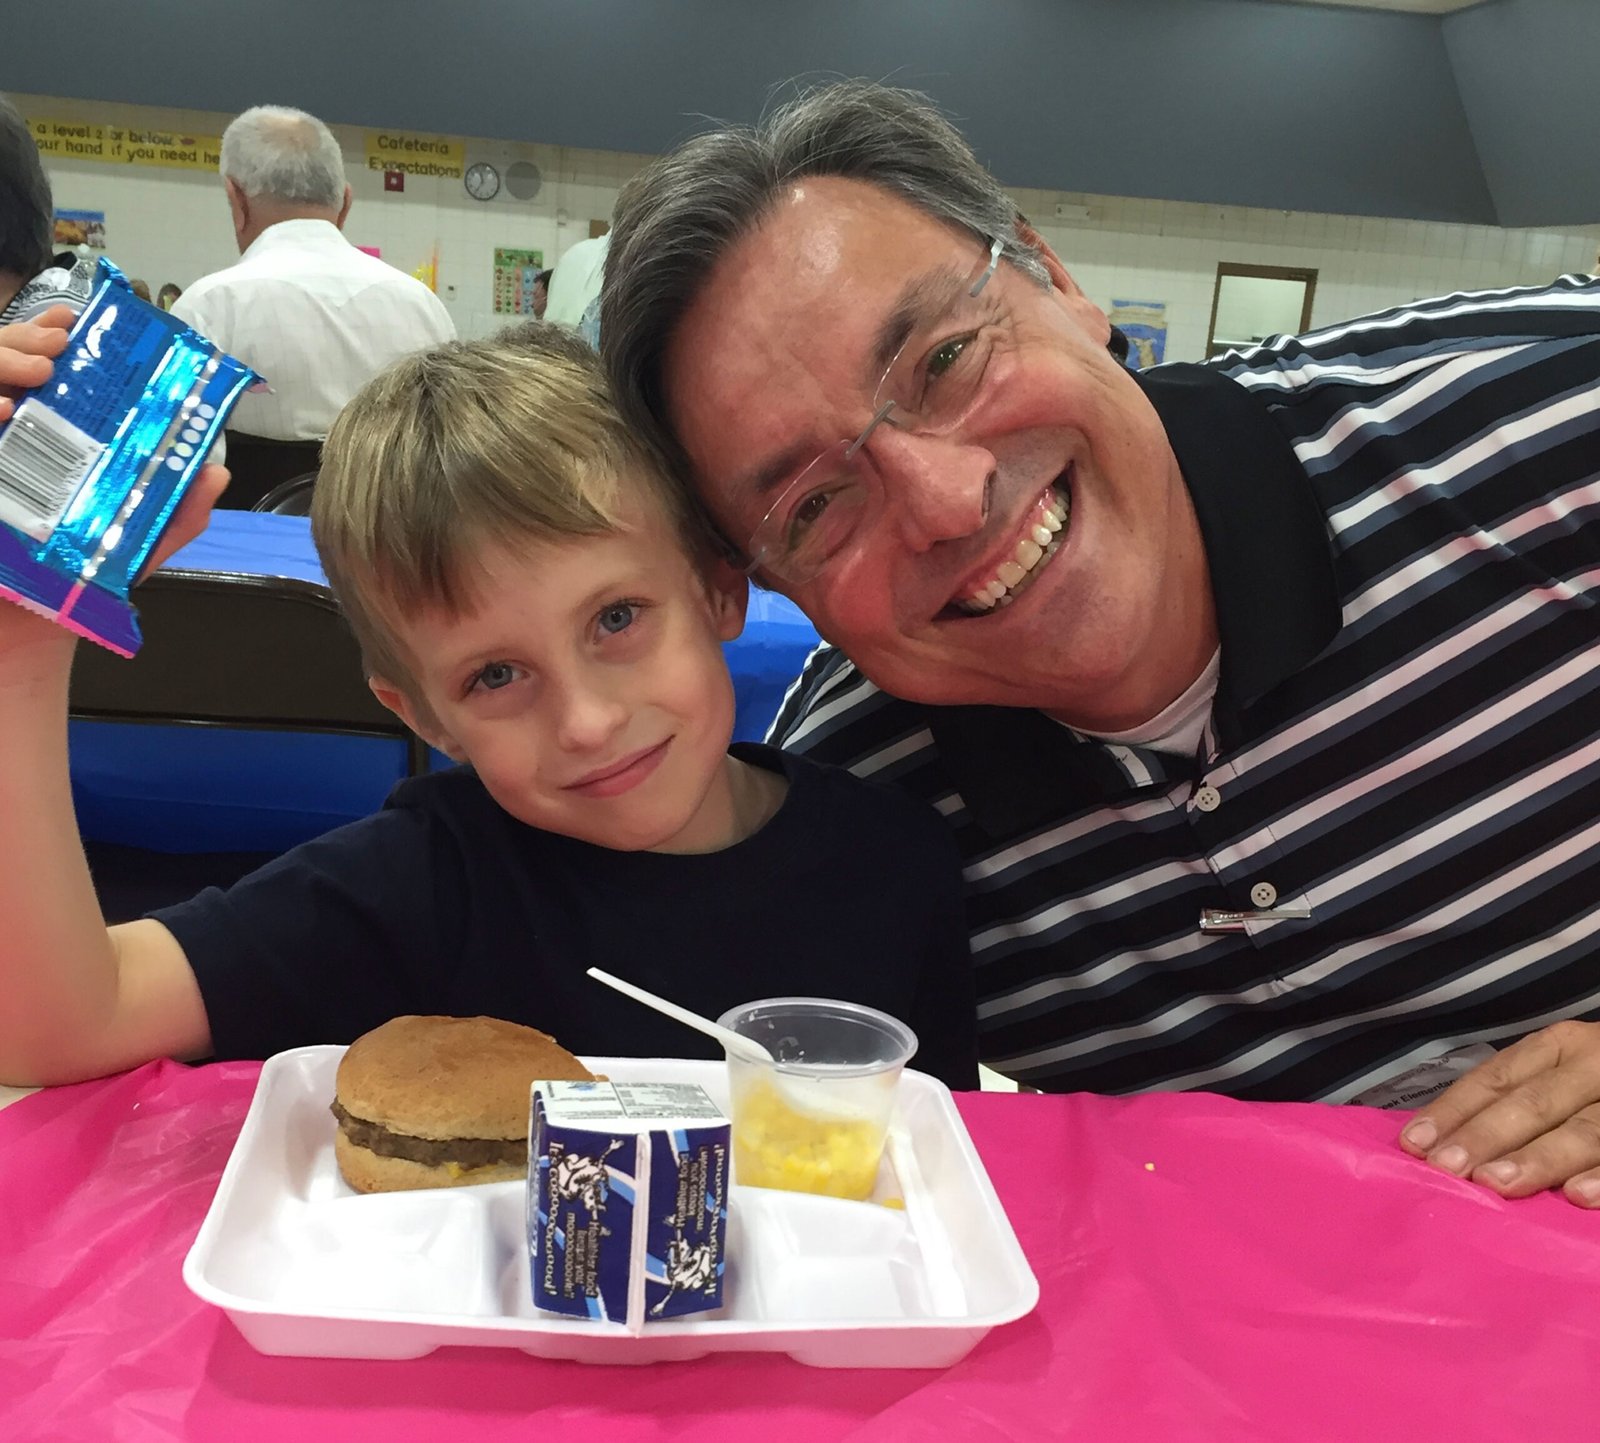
[1200, 903, 1312, 935]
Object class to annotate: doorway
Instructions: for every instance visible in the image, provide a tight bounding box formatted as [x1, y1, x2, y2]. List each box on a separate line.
[1205, 263, 1318, 358]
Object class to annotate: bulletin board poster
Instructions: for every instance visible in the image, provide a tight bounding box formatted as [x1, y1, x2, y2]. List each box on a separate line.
[493, 248, 545, 315]
[53, 209, 106, 249]
[1109, 299, 1168, 370]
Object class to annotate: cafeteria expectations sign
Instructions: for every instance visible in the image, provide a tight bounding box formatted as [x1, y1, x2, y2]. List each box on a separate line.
[27, 117, 222, 172]
[364, 130, 464, 179]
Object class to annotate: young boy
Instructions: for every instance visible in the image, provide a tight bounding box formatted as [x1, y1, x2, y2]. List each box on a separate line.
[0, 325, 979, 1090]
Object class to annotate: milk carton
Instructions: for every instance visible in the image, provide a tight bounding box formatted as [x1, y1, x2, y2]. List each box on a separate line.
[529, 1081, 730, 1331]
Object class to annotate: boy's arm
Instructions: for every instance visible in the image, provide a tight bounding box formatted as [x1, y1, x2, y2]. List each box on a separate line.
[0, 310, 229, 1084]
[0, 613, 211, 1084]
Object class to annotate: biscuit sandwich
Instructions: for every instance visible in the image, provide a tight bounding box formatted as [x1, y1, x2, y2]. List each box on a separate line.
[331, 1014, 596, 1193]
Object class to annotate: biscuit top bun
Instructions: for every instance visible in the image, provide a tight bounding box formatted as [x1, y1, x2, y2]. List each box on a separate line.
[335, 1015, 595, 1140]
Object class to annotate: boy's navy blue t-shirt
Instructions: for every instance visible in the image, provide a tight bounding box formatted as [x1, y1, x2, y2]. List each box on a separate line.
[154, 744, 980, 1090]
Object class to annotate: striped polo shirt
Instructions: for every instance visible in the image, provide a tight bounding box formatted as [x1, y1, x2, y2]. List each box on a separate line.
[771, 274, 1600, 1102]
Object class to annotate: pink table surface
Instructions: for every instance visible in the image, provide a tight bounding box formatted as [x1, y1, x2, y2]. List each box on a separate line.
[2, 1060, 1595, 1442]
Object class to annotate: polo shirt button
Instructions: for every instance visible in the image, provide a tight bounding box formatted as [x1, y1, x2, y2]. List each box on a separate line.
[1194, 785, 1222, 812]
[1251, 881, 1279, 908]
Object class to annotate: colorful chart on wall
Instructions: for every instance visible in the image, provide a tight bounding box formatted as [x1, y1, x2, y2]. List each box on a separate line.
[1109, 299, 1168, 370]
[493, 247, 545, 315]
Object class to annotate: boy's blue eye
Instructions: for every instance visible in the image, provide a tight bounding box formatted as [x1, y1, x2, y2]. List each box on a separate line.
[597, 602, 636, 635]
[475, 662, 517, 691]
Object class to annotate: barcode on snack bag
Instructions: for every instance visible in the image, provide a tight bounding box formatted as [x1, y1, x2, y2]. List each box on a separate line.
[0, 400, 105, 541]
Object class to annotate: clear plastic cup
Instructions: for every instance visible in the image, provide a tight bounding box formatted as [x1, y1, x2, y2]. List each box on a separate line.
[716, 997, 917, 1201]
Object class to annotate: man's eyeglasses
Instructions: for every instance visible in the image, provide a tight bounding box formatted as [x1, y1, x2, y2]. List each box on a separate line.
[739, 236, 1007, 588]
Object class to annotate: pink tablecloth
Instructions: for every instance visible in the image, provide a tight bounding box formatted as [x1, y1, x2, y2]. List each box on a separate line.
[3, 1062, 1596, 1441]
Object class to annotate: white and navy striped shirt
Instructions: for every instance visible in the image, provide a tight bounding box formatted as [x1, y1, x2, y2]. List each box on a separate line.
[771, 275, 1600, 1103]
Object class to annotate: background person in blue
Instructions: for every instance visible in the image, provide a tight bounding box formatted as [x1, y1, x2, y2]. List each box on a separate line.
[601, 79, 1600, 1207]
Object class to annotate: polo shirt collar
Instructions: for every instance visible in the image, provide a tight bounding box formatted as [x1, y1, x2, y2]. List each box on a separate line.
[927, 362, 1341, 838]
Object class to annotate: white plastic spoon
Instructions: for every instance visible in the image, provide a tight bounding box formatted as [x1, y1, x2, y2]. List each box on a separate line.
[584, 967, 874, 1121]
[585, 967, 775, 1065]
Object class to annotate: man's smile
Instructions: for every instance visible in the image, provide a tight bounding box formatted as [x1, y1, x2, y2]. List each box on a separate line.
[951, 476, 1072, 616]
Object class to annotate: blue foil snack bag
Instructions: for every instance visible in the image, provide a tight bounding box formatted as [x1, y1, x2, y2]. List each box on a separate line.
[0, 260, 258, 655]
[531, 1081, 730, 1333]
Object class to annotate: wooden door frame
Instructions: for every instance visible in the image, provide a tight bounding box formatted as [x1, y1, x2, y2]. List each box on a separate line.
[1205, 262, 1319, 357]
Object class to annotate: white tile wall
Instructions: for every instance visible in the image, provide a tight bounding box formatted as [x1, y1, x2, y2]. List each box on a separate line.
[1014, 184, 1600, 361]
[18, 91, 1600, 359]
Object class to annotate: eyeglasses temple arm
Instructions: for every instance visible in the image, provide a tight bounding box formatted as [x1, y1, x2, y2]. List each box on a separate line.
[970, 236, 1005, 297]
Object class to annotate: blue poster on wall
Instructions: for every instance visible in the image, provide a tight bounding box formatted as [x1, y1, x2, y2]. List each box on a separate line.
[1109, 299, 1168, 370]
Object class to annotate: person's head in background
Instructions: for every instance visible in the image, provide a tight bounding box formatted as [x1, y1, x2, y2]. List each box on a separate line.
[0, 93, 55, 313]
[128, 278, 152, 303]
[156, 282, 182, 310]
[218, 104, 352, 255]
[532, 269, 552, 320]
[313, 329, 751, 855]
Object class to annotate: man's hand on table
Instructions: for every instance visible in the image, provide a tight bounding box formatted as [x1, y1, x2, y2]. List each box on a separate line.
[1401, 1020, 1600, 1208]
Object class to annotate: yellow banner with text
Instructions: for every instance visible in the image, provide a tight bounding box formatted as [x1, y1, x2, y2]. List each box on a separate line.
[27, 117, 223, 172]
[363, 130, 463, 179]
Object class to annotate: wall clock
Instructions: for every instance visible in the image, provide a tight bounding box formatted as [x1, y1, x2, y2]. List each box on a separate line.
[464, 161, 501, 201]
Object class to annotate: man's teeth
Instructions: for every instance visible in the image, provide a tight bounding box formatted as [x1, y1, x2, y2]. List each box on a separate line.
[960, 491, 1069, 612]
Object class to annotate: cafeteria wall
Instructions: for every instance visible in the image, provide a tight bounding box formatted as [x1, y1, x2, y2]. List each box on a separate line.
[9, 90, 635, 347]
[16, 90, 1597, 365]
[8, 0, 1596, 227]
[1444, 0, 1600, 228]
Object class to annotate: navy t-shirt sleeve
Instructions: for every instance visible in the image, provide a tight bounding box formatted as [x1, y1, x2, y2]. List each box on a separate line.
[903, 824, 980, 1092]
[151, 801, 457, 1060]
[790, 755, 979, 1092]
[908, 857, 979, 1094]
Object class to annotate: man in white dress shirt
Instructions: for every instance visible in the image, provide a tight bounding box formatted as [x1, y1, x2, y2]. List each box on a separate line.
[172, 105, 455, 506]
[543, 232, 608, 329]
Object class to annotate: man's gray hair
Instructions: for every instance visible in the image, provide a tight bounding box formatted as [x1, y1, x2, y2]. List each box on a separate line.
[601, 80, 1048, 483]
[220, 105, 346, 209]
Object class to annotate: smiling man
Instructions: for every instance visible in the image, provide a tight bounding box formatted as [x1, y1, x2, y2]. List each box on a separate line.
[667, 183, 1215, 732]
[601, 81, 1600, 1206]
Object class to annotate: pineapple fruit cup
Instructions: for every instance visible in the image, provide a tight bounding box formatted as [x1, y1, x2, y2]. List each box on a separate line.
[717, 998, 917, 1201]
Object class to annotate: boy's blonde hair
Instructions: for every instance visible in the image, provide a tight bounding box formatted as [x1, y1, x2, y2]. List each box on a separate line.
[311, 329, 706, 705]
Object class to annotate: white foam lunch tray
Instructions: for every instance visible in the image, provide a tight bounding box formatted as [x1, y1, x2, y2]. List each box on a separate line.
[183, 1048, 1038, 1368]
